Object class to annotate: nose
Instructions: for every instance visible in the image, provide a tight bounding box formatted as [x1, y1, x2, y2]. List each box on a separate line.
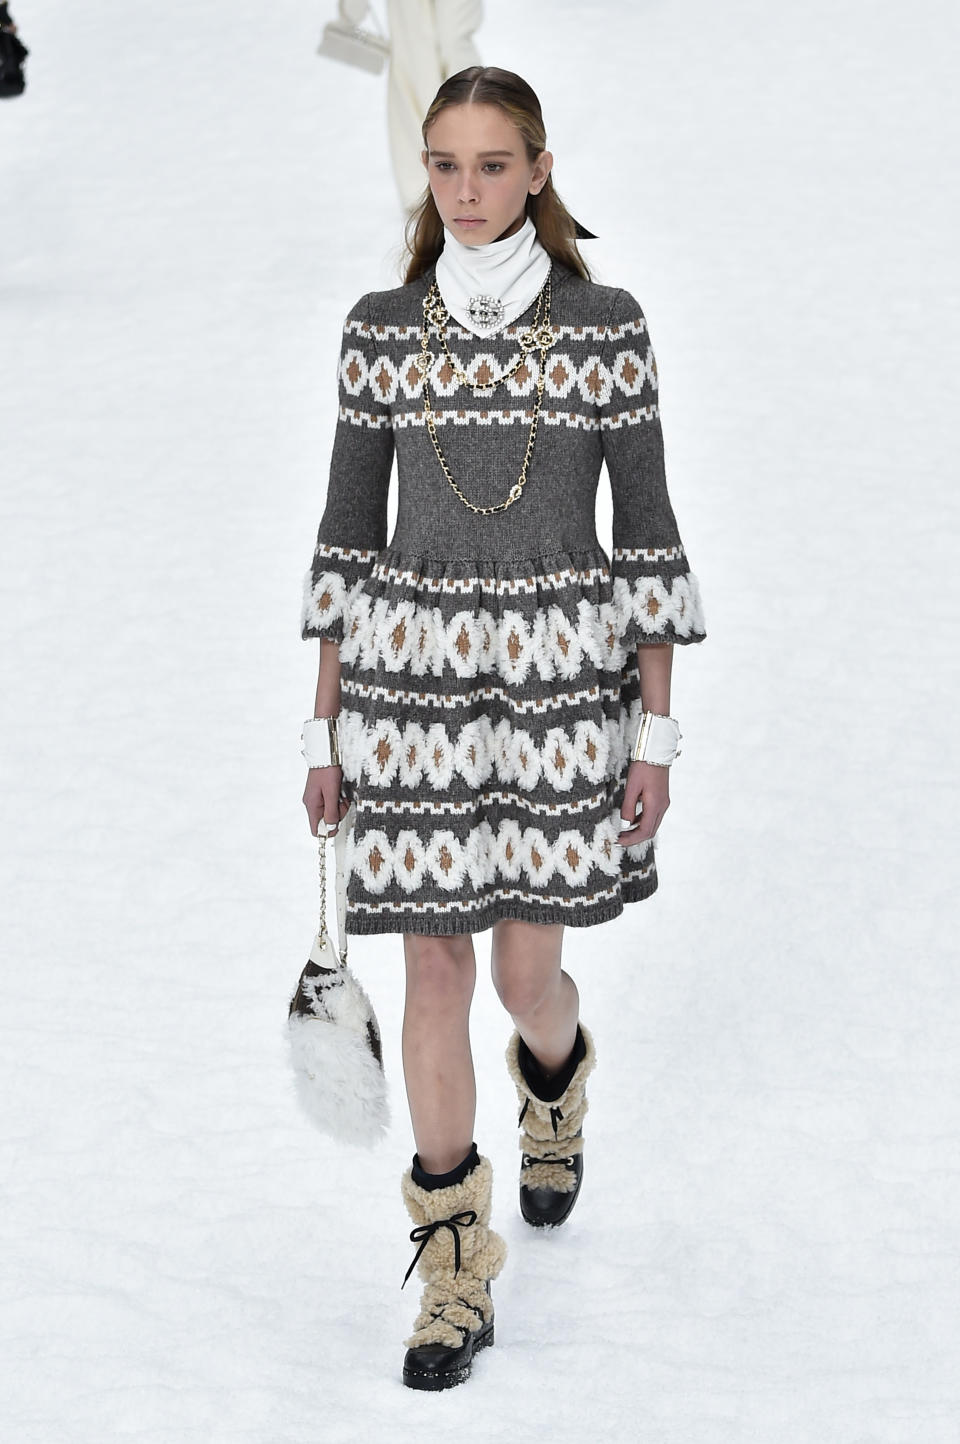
[457, 171, 480, 204]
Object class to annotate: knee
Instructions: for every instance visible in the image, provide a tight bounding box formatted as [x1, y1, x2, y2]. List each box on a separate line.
[491, 960, 553, 1020]
[491, 920, 563, 1020]
[404, 934, 476, 1012]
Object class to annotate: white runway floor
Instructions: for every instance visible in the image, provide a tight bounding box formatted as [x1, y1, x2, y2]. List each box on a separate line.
[1, 2, 958, 1439]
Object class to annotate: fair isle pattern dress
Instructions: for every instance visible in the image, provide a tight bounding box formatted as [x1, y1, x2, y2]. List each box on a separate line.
[301, 260, 706, 935]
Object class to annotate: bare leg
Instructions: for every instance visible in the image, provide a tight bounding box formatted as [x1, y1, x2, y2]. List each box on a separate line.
[490, 919, 579, 1075]
[402, 932, 478, 1173]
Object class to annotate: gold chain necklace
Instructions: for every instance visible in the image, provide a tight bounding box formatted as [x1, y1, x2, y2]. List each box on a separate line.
[417, 271, 558, 516]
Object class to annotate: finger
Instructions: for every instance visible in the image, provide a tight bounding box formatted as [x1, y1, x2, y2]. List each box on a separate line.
[618, 800, 643, 831]
[305, 798, 328, 838]
[620, 809, 663, 845]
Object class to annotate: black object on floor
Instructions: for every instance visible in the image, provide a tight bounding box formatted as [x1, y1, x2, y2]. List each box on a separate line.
[0, 9, 28, 99]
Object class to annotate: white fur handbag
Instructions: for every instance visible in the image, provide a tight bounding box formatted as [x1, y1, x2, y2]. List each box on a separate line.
[287, 800, 390, 1146]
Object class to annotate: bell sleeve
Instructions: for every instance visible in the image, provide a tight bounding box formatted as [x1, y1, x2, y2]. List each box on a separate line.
[598, 288, 706, 648]
[300, 294, 396, 643]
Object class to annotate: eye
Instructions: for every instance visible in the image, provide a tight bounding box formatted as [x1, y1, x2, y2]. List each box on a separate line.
[433, 161, 454, 171]
[483, 163, 504, 173]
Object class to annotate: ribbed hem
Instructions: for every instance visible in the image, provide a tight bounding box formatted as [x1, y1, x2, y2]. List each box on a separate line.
[343, 876, 658, 936]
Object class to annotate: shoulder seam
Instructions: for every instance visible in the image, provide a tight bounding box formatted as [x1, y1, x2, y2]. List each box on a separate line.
[348, 292, 375, 345]
[604, 287, 626, 334]
[599, 287, 627, 367]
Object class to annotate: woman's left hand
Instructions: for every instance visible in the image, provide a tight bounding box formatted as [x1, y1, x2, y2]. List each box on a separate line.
[617, 760, 670, 845]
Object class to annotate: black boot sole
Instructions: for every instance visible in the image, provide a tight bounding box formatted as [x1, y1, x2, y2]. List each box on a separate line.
[402, 1318, 495, 1390]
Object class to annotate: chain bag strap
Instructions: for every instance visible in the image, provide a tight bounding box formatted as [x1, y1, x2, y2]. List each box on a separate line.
[287, 800, 390, 1146]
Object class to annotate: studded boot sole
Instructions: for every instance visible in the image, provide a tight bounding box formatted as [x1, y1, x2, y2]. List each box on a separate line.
[402, 1281, 495, 1390]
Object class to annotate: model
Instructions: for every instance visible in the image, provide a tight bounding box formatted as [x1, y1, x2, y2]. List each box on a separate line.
[300, 65, 706, 1390]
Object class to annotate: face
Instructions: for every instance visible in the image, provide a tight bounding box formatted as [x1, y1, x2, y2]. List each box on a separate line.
[421, 102, 552, 246]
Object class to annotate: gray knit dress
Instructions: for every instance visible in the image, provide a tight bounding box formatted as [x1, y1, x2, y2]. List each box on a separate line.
[301, 259, 706, 935]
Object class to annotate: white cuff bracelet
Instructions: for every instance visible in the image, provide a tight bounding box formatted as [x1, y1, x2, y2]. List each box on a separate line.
[632, 711, 682, 766]
[302, 715, 342, 768]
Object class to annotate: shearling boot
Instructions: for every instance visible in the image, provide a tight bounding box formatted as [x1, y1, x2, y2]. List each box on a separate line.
[505, 1022, 597, 1228]
[400, 1147, 507, 1391]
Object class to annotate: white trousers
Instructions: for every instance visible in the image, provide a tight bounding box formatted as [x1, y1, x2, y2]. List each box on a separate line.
[385, 0, 483, 213]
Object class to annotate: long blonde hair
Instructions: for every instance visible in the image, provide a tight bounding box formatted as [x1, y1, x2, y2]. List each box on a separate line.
[403, 67, 593, 285]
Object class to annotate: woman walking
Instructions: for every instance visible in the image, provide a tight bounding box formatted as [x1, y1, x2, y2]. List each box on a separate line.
[300, 66, 706, 1390]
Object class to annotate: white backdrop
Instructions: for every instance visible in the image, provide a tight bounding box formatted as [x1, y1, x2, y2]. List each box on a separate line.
[1, 2, 958, 1440]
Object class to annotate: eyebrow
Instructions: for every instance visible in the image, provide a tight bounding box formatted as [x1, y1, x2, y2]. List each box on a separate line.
[427, 149, 515, 158]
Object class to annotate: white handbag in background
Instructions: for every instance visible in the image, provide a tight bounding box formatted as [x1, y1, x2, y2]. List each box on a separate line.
[317, 0, 390, 75]
[287, 800, 390, 1146]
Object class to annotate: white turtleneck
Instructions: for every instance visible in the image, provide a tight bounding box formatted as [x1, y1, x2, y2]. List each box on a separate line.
[434, 215, 552, 338]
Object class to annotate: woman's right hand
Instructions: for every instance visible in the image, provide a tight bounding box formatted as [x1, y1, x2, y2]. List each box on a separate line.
[303, 764, 351, 838]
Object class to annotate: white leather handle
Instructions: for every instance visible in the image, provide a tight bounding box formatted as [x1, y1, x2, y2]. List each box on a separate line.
[332, 801, 356, 963]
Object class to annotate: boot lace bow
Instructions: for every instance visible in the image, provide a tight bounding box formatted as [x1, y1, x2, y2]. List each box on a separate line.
[402, 1209, 478, 1289]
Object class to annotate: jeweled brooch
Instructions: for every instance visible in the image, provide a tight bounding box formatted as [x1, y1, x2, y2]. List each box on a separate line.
[467, 293, 504, 330]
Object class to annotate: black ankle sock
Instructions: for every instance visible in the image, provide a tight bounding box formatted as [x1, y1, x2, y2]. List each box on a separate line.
[518, 1025, 587, 1103]
[411, 1142, 480, 1191]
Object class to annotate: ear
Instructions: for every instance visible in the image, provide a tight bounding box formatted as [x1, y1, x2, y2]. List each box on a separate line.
[529, 149, 554, 195]
[421, 148, 429, 172]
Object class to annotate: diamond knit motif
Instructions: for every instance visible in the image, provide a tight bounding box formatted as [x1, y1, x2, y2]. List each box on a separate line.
[300, 269, 707, 935]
